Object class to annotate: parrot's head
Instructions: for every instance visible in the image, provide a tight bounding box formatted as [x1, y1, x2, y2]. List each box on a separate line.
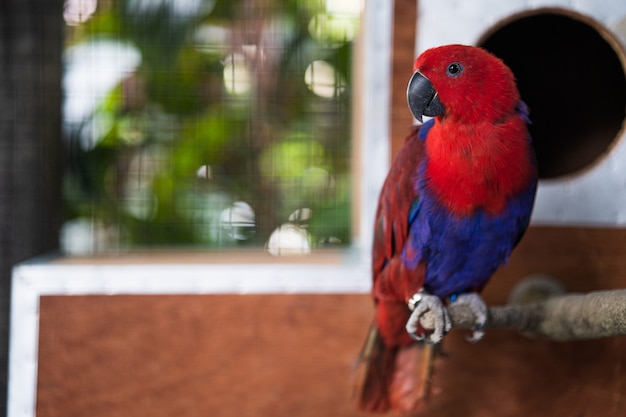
[407, 44, 520, 124]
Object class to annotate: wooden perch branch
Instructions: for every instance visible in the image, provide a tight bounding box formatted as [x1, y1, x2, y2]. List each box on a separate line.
[421, 286, 626, 341]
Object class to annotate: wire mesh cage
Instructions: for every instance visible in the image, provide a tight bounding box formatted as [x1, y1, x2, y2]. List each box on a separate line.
[61, 0, 361, 255]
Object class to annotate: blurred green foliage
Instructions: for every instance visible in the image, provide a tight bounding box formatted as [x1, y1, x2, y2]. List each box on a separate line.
[63, 0, 358, 252]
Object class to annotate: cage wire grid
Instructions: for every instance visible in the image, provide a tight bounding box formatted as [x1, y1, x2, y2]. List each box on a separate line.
[61, 0, 360, 255]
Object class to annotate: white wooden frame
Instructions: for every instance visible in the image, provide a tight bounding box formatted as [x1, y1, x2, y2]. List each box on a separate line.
[6, 1, 394, 416]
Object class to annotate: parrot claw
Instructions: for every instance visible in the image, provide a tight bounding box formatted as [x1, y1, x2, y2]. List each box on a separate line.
[453, 293, 488, 343]
[465, 329, 485, 344]
[405, 291, 451, 344]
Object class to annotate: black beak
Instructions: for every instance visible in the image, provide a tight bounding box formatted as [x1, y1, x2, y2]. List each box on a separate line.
[407, 71, 444, 123]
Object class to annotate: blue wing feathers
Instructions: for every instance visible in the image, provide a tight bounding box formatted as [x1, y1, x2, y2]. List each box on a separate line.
[403, 182, 535, 298]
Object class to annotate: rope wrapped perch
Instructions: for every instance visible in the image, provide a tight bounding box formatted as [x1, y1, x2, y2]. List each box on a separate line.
[419, 277, 626, 341]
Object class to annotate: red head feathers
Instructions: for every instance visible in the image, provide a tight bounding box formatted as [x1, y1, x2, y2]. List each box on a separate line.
[407, 44, 535, 216]
[410, 44, 520, 124]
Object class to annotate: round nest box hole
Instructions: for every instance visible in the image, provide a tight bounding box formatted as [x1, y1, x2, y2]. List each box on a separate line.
[479, 9, 626, 179]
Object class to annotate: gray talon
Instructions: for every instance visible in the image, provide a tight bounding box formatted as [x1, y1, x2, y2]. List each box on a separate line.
[465, 329, 485, 343]
[409, 333, 425, 343]
[405, 291, 450, 344]
[454, 293, 488, 342]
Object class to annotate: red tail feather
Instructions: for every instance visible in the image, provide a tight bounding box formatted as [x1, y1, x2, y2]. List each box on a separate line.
[354, 325, 434, 413]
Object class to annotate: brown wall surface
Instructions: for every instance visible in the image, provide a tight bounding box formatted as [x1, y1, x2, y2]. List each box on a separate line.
[38, 294, 374, 417]
[36, 227, 626, 417]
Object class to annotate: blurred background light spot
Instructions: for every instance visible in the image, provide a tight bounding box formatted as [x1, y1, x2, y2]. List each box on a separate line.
[266, 224, 311, 256]
[126, 0, 214, 17]
[325, 0, 362, 16]
[196, 164, 212, 180]
[122, 150, 160, 220]
[288, 208, 312, 224]
[194, 25, 231, 53]
[223, 53, 252, 95]
[220, 201, 256, 241]
[304, 60, 343, 98]
[64, 0, 98, 26]
[64, 40, 141, 147]
[60, 218, 125, 255]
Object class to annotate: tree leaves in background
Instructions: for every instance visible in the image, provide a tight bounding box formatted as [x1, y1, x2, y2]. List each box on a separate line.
[62, 0, 358, 252]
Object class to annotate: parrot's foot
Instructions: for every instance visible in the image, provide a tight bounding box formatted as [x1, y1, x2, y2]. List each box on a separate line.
[405, 291, 451, 344]
[453, 292, 488, 343]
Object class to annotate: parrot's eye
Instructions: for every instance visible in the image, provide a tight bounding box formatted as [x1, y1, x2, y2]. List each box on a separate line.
[446, 62, 463, 77]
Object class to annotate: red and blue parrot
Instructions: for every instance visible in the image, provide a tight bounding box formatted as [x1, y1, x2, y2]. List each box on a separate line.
[355, 44, 537, 413]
